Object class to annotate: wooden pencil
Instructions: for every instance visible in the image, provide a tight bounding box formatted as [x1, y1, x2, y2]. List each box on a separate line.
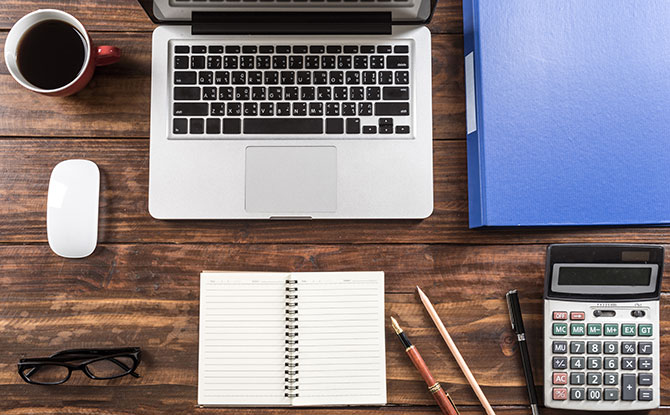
[417, 286, 496, 415]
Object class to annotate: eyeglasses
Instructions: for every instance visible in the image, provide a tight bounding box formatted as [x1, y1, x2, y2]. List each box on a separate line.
[18, 347, 141, 385]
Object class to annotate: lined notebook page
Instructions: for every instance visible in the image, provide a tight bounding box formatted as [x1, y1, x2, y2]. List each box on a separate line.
[198, 273, 291, 406]
[293, 272, 386, 406]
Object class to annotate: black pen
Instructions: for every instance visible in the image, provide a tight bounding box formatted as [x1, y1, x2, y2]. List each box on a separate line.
[506, 290, 539, 415]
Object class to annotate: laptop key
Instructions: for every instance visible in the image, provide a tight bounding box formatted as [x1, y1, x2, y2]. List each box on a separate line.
[376, 102, 409, 116]
[383, 86, 409, 100]
[377, 45, 392, 53]
[174, 45, 189, 54]
[190, 118, 204, 134]
[191, 46, 206, 54]
[206, 118, 220, 134]
[346, 118, 360, 134]
[363, 125, 377, 133]
[242, 45, 257, 54]
[387, 56, 409, 69]
[244, 118, 323, 134]
[394, 45, 409, 53]
[174, 71, 196, 85]
[360, 45, 375, 53]
[223, 118, 241, 134]
[173, 118, 187, 134]
[191, 56, 205, 69]
[326, 118, 344, 133]
[174, 56, 189, 69]
[174, 103, 208, 116]
[174, 87, 201, 100]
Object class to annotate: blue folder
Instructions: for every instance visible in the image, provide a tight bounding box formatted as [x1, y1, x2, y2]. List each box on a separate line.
[462, 0, 670, 228]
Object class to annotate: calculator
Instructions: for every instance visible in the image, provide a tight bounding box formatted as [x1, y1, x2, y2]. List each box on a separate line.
[544, 244, 663, 411]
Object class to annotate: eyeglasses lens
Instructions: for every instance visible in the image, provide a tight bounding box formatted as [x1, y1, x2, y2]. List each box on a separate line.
[24, 364, 69, 384]
[86, 356, 135, 378]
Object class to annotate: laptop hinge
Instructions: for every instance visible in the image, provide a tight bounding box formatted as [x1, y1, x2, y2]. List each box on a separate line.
[192, 12, 392, 35]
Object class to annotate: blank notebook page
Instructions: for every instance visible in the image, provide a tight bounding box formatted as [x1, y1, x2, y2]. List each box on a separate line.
[198, 273, 291, 406]
[293, 272, 386, 406]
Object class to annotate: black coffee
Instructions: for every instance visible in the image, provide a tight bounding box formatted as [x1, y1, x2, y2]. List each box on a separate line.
[17, 19, 86, 90]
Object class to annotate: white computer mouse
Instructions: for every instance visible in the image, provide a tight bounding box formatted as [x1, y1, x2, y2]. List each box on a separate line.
[47, 159, 100, 258]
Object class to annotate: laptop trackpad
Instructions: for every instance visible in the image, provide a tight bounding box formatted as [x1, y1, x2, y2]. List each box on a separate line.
[245, 146, 337, 214]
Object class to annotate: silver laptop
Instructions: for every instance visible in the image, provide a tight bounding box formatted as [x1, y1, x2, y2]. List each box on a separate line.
[138, 0, 435, 219]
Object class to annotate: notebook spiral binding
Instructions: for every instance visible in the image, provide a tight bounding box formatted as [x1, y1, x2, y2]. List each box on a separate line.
[284, 279, 299, 398]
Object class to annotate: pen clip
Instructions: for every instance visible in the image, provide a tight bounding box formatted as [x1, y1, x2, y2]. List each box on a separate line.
[505, 290, 517, 332]
[445, 393, 460, 415]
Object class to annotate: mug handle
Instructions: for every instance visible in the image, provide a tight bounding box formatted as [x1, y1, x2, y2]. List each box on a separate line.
[95, 46, 121, 66]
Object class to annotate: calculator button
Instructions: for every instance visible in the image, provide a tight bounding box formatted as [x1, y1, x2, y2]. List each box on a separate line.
[603, 323, 618, 336]
[603, 372, 618, 385]
[553, 372, 568, 385]
[621, 324, 636, 336]
[587, 372, 602, 385]
[553, 356, 568, 369]
[638, 342, 652, 354]
[638, 357, 653, 370]
[604, 341, 618, 354]
[570, 372, 585, 385]
[621, 342, 636, 354]
[638, 389, 653, 401]
[622, 374, 636, 401]
[586, 323, 601, 336]
[571, 323, 585, 336]
[587, 341, 601, 354]
[569, 388, 584, 400]
[638, 324, 653, 336]
[587, 388, 602, 401]
[552, 341, 568, 354]
[553, 311, 568, 320]
[638, 373, 653, 386]
[604, 388, 619, 401]
[553, 388, 568, 400]
[553, 323, 568, 336]
[631, 309, 646, 318]
[570, 357, 585, 370]
[621, 357, 636, 370]
[587, 357, 602, 370]
[570, 311, 585, 320]
[603, 357, 618, 370]
[570, 341, 585, 354]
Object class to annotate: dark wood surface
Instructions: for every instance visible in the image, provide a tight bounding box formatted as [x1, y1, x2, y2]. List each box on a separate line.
[0, 1, 668, 414]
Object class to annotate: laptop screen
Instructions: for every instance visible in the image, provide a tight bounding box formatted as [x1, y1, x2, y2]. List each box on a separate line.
[137, 0, 436, 24]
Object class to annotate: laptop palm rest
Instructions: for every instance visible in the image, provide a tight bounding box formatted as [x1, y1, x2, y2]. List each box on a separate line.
[245, 146, 337, 214]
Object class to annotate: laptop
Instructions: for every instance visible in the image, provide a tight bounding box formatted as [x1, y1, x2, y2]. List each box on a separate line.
[138, 0, 436, 219]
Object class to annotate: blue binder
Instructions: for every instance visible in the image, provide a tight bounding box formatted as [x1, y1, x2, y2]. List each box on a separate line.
[463, 0, 670, 228]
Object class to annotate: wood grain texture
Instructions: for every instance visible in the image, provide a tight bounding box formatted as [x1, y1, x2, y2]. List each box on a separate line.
[0, 0, 460, 34]
[3, 138, 670, 244]
[0, 32, 467, 139]
[0, 244, 669, 413]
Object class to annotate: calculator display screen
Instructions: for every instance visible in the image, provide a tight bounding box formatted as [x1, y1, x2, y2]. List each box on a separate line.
[558, 267, 652, 286]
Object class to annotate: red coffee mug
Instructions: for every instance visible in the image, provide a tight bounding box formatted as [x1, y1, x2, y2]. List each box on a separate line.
[5, 9, 121, 97]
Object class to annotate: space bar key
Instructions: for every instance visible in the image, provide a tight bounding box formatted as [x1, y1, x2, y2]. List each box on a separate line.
[244, 118, 323, 134]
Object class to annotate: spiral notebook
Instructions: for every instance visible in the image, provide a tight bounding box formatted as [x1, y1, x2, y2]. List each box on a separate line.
[198, 271, 387, 407]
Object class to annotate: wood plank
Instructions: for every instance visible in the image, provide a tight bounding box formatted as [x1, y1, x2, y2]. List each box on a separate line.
[0, 244, 669, 410]
[0, 0, 461, 34]
[3, 138, 670, 244]
[0, 32, 466, 139]
[0, 0, 154, 32]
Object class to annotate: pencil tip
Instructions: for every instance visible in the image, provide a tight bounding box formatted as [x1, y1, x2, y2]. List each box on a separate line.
[416, 286, 425, 296]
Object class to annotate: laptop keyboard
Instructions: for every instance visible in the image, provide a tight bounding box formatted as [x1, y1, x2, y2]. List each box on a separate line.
[170, 42, 413, 138]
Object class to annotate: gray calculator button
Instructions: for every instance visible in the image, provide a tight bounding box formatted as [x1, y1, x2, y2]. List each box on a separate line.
[604, 388, 618, 401]
[587, 357, 602, 370]
[587, 372, 602, 385]
[638, 357, 653, 370]
[603, 341, 618, 354]
[570, 357, 585, 370]
[603, 372, 618, 385]
[552, 341, 568, 354]
[638, 389, 653, 401]
[621, 357, 636, 370]
[603, 357, 618, 370]
[570, 372, 585, 385]
[638, 342, 652, 355]
[621, 342, 636, 354]
[570, 388, 585, 401]
[638, 373, 653, 386]
[587, 388, 602, 401]
[587, 341, 602, 354]
[622, 374, 636, 401]
[570, 341, 585, 354]
[553, 356, 568, 369]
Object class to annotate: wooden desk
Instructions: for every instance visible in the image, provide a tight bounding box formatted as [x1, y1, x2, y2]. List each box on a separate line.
[0, 1, 667, 413]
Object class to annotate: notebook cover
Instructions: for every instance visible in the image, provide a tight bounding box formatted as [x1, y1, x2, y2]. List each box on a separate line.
[463, 0, 670, 228]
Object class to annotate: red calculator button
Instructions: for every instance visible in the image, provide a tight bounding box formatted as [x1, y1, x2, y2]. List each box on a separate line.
[570, 312, 585, 320]
[553, 388, 568, 400]
[553, 311, 568, 320]
[553, 372, 567, 385]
